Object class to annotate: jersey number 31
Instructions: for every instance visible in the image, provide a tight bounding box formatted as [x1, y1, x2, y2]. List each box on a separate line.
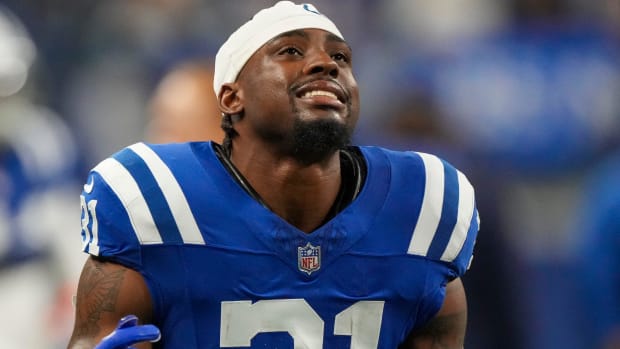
[221, 299, 385, 348]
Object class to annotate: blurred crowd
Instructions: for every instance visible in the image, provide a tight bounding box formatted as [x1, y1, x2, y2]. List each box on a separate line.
[0, 0, 618, 348]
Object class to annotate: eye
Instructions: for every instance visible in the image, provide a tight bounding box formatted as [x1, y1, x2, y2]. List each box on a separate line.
[280, 47, 302, 56]
[332, 52, 349, 63]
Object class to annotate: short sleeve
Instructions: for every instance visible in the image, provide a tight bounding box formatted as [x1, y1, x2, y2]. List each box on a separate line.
[79, 157, 152, 269]
[406, 152, 480, 278]
[79, 142, 206, 269]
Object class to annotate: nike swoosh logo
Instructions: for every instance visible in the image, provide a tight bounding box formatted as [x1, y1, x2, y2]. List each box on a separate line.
[83, 176, 94, 193]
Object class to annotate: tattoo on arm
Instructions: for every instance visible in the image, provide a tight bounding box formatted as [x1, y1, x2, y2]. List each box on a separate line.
[74, 258, 126, 337]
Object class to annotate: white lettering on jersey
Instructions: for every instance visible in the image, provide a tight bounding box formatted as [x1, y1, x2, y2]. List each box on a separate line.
[220, 299, 384, 349]
[334, 300, 384, 349]
[80, 194, 99, 255]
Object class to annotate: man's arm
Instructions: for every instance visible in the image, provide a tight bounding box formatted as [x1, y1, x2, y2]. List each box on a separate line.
[67, 256, 155, 349]
[401, 278, 467, 349]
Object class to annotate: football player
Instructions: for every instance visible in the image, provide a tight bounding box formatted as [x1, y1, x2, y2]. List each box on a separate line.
[67, 2, 480, 348]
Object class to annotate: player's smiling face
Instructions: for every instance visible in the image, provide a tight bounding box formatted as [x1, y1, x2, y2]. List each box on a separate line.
[233, 28, 360, 160]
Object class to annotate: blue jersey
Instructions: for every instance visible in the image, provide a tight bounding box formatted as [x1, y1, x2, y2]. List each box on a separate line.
[79, 142, 479, 349]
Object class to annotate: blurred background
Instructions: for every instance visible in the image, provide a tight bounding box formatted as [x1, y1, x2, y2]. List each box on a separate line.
[0, 0, 618, 348]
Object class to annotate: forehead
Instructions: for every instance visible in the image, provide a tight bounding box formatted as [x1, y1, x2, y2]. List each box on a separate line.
[265, 28, 351, 50]
[236, 28, 353, 83]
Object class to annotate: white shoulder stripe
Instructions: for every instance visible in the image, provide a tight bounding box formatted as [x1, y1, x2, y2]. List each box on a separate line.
[441, 170, 475, 262]
[93, 158, 163, 244]
[129, 143, 205, 244]
[408, 153, 445, 256]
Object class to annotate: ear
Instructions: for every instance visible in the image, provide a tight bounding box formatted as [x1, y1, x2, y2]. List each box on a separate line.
[218, 82, 244, 115]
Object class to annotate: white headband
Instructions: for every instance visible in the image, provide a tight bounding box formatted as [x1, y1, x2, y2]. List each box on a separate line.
[213, 1, 343, 98]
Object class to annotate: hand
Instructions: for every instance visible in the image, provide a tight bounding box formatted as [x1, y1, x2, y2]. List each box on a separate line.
[94, 315, 161, 349]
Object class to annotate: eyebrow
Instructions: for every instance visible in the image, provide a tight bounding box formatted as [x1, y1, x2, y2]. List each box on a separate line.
[268, 29, 352, 51]
[271, 29, 309, 41]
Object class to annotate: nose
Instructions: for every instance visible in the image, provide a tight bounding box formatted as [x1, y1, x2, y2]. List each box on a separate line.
[303, 50, 338, 78]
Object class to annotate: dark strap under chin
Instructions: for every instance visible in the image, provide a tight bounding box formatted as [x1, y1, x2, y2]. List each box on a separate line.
[212, 143, 367, 222]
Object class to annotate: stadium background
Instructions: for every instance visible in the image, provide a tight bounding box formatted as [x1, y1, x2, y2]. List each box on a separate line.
[0, 0, 618, 348]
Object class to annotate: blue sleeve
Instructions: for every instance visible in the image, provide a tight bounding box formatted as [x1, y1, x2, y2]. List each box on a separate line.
[452, 205, 479, 277]
[79, 158, 145, 270]
[406, 151, 480, 279]
[438, 158, 479, 278]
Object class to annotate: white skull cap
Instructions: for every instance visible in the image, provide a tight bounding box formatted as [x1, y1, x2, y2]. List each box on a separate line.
[213, 1, 343, 98]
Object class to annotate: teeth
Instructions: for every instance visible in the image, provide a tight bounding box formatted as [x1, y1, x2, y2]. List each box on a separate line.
[302, 90, 338, 100]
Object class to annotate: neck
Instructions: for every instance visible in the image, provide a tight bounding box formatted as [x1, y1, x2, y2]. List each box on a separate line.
[215, 141, 340, 233]
[235, 146, 342, 233]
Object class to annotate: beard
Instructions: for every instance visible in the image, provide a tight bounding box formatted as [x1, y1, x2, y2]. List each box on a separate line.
[288, 116, 352, 165]
[247, 93, 356, 164]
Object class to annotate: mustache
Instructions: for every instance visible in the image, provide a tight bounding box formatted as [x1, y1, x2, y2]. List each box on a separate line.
[289, 77, 351, 103]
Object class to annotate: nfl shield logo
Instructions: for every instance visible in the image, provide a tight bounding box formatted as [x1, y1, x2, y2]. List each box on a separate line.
[298, 242, 321, 275]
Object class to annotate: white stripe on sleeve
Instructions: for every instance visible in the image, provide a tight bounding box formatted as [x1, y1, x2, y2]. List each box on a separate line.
[407, 153, 445, 256]
[94, 158, 163, 244]
[129, 143, 205, 245]
[440, 170, 475, 262]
